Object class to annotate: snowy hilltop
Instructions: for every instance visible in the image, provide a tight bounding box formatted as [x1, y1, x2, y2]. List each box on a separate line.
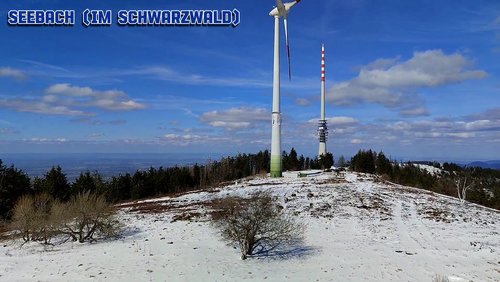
[1, 171, 499, 281]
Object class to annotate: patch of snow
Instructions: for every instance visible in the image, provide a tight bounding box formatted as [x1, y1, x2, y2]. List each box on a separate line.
[413, 164, 443, 176]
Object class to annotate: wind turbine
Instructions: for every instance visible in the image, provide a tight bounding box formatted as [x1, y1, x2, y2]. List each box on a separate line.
[269, 0, 301, 178]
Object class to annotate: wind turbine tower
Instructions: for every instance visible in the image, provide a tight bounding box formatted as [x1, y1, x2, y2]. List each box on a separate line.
[269, 0, 301, 178]
[318, 44, 328, 157]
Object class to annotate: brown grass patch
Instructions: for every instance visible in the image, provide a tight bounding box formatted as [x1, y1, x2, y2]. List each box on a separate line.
[171, 211, 204, 222]
[419, 207, 453, 223]
[247, 182, 282, 187]
[124, 201, 202, 214]
[315, 178, 349, 185]
[0, 223, 10, 241]
[357, 196, 393, 217]
[122, 197, 215, 223]
[117, 188, 220, 209]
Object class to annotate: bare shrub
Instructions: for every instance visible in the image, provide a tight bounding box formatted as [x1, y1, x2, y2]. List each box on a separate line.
[10, 191, 121, 245]
[11, 194, 36, 242]
[59, 191, 121, 243]
[11, 193, 63, 244]
[31, 193, 56, 244]
[211, 192, 304, 260]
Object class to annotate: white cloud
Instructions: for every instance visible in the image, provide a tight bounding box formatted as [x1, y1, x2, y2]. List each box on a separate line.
[362, 56, 400, 71]
[162, 133, 231, 146]
[327, 50, 486, 116]
[297, 107, 500, 151]
[447, 132, 475, 138]
[199, 107, 269, 131]
[70, 117, 127, 125]
[0, 67, 27, 80]
[380, 111, 499, 141]
[327, 116, 359, 126]
[0, 98, 89, 116]
[399, 107, 430, 117]
[356, 50, 485, 88]
[0, 127, 19, 135]
[128, 66, 270, 88]
[46, 83, 145, 111]
[308, 116, 359, 127]
[0, 83, 145, 116]
[22, 137, 70, 143]
[350, 138, 363, 144]
[295, 98, 311, 106]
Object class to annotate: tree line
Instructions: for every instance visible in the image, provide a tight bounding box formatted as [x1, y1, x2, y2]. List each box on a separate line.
[1, 149, 335, 221]
[349, 149, 500, 210]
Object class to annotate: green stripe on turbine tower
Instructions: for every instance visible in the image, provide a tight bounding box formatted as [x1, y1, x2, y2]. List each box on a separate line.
[270, 155, 282, 177]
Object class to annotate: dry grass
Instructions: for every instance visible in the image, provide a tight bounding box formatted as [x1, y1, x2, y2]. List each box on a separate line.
[171, 211, 204, 222]
[432, 275, 449, 282]
[118, 188, 220, 210]
[0, 222, 11, 241]
[247, 182, 282, 187]
[316, 178, 349, 185]
[419, 207, 453, 223]
[121, 197, 213, 223]
[122, 201, 199, 214]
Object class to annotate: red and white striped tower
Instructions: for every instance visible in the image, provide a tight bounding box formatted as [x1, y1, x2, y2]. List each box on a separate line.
[318, 44, 328, 157]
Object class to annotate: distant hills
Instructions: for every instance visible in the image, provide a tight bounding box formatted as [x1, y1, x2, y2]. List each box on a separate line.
[411, 160, 500, 170]
[467, 160, 500, 169]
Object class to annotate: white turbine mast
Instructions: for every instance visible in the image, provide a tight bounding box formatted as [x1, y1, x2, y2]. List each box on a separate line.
[269, 0, 301, 178]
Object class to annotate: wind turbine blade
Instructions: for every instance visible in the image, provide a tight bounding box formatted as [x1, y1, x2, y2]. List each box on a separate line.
[284, 17, 291, 80]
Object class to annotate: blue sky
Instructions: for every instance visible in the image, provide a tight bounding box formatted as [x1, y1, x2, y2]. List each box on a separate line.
[0, 0, 499, 161]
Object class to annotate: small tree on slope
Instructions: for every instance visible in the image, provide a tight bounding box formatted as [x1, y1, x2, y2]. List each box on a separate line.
[211, 192, 304, 260]
[57, 191, 121, 243]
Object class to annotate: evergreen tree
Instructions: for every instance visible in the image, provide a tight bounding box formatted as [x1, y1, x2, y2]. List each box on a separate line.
[319, 152, 334, 169]
[298, 155, 305, 170]
[350, 150, 375, 173]
[375, 152, 392, 175]
[337, 155, 346, 167]
[281, 150, 289, 171]
[40, 166, 70, 201]
[0, 160, 32, 219]
[107, 173, 132, 202]
[192, 164, 201, 187]
[72, 171, 97, 194]
[288, 148, 300, 171]
[304, 157, 310, 170]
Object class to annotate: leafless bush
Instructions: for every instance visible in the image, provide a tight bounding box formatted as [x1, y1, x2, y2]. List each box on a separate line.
[59, 191, 121, 243]
[11, 193, 57, 244]
[211, 192, 304, 260]
[11, 195, 36, 242]
[11, 192, 121, 244]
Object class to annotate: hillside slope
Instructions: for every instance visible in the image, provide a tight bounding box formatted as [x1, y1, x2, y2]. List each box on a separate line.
[1, 171, 499, 281]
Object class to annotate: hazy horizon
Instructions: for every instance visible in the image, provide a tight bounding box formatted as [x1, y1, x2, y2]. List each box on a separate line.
[3, 149, 499, 185]
[1, 0, 499, 161]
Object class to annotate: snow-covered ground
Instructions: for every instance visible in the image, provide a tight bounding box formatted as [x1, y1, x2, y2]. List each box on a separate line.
[413, 164, 444, 176]
[1, 171, 499, 282]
